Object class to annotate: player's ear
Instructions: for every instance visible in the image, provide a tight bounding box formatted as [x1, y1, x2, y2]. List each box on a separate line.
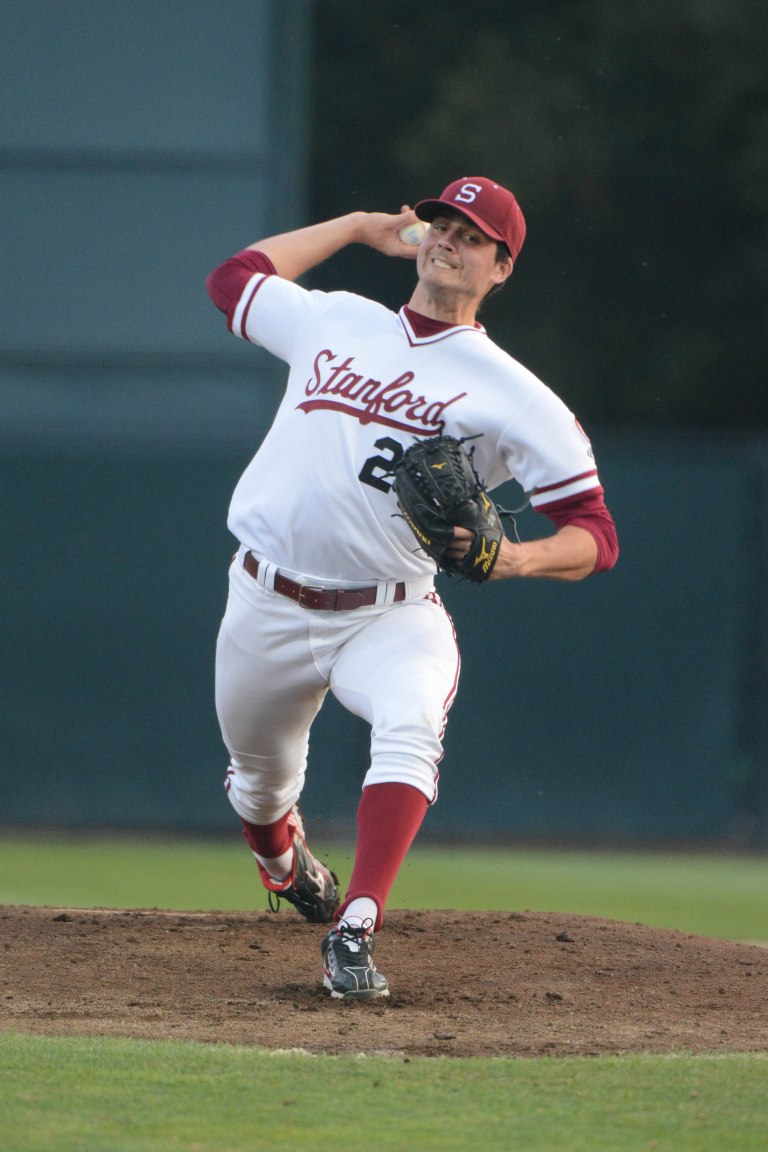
[491, 253, 514, 288]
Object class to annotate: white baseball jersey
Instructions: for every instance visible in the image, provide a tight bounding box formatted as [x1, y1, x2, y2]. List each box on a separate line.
[226, 270, 601, 584]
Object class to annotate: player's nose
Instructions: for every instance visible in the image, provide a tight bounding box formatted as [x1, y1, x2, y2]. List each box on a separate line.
[436, 230, 457, 251]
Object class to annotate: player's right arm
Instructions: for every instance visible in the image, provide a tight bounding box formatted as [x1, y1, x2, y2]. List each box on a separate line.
[206, 206, 421, 355]
[206, 207, 423, 324]
[206, 207, 421, 317]
[243, 207, 421, 282]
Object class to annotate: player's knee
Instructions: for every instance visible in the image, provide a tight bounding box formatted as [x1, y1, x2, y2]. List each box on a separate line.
[224, 761, 302, 825]
[364, 749, 440, 800]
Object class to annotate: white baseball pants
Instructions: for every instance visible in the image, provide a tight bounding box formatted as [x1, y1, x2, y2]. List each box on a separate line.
[215, 551, 461, 826]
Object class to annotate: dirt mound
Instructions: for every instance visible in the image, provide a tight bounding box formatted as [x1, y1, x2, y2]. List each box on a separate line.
[2, 905, 766, 1058]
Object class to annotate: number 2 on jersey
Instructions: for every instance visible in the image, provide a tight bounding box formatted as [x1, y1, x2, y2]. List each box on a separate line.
[358, 436, 403, 493]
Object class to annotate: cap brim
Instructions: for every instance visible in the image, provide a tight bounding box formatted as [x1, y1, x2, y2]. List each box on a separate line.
[414, 198, 506, 244]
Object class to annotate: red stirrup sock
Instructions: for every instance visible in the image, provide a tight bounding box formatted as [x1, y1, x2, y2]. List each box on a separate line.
[240, 813, 293, 859]
[339, 782, 429, 931]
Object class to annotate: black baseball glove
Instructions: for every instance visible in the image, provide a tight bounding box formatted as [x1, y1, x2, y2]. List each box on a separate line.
[392, 434, 507, 583]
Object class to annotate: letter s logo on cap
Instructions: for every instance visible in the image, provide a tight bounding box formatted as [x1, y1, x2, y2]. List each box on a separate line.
[454, 182, 483, 204]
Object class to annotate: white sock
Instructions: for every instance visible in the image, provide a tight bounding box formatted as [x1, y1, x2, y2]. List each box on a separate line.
[254, 848, 294, 883]
[339, 897, 379, 932]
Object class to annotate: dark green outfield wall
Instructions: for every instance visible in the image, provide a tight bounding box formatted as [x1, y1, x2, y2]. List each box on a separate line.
[1, 2, 766, 844]
[3, 405, 766, 846]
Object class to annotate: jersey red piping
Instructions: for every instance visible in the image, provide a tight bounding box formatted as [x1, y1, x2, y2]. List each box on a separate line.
[533, 469, 599, 496]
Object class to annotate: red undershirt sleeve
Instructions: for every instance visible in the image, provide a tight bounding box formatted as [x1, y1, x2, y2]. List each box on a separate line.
[205, 249, 277, 319]
[536, 488, 619, 573]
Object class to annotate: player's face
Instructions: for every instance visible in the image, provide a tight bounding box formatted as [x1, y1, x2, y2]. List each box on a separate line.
[417, 211, 511, 306]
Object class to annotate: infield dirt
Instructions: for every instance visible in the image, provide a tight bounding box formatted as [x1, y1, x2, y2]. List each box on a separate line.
[2, 906, 766, 1057]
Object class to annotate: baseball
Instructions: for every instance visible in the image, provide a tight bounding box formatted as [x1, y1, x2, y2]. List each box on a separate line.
[398, 220, 428, 246]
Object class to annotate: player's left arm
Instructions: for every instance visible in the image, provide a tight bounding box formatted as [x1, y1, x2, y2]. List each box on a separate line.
[474, 396, 620, 582]
[450, 489, 618, 582]
[450, 523, 599, 581]
[490, 524, 599, 581]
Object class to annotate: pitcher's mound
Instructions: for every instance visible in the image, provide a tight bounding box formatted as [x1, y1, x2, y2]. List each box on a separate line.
[2, 906, 766, 1057]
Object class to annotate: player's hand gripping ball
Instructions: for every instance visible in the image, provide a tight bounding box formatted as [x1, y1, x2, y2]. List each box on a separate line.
[393, 435, 505, 582]
[398, 220, 428, 246]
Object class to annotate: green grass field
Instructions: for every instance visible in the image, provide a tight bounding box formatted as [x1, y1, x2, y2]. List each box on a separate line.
[2, 1036, 766, 1152]
[1, 834, 766, 1151]
[1, 833, 765, 940]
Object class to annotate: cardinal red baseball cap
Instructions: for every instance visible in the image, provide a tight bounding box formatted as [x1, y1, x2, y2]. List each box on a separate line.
[415, 177, 526, 262]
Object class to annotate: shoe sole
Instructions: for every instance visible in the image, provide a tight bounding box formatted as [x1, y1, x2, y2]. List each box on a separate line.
[323, 974, 390, 1001]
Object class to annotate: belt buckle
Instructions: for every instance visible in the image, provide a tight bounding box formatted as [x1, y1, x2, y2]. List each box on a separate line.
[297, 583, 325, 609]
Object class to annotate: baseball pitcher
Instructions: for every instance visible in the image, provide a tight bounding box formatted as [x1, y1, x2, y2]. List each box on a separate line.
[206, 177, 619, 999]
